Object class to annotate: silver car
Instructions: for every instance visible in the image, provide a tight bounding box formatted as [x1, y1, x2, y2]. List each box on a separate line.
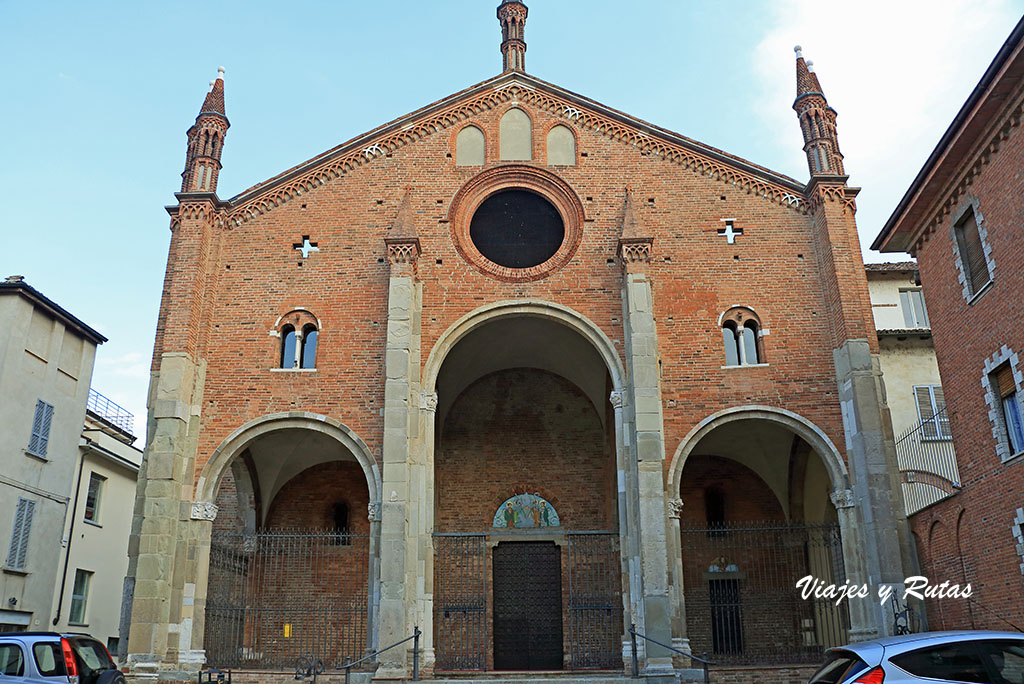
[808, 630, 1024, 684]
[0, 632, 124, 684]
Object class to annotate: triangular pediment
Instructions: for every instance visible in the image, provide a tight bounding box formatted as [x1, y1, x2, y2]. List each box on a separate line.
[224, 71, 808, 225]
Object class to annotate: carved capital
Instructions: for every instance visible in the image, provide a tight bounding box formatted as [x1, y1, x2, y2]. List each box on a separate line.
[385, 238, 421, 265]
[368, 502, 381, 522]
[609, 390, 625, 409]
[421, 391, 438, 413]
[618, 238, 653, 264]
[667, 498, 684, 519]
[190, 501, 219, 521]
[830, 488, 856, 509]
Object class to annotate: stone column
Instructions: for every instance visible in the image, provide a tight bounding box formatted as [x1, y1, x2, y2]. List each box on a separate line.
[665, 498, 690, 657]
[617, 196, 673, 673]
[830, 488, 874, 641]
[376, 236, 422, 678]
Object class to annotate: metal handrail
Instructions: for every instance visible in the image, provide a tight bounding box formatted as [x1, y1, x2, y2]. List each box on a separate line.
[343, 627, 421, 684]
[628, 624, 712, 684]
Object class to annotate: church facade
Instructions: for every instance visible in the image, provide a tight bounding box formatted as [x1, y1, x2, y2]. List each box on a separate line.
[124, 3, 917, 680]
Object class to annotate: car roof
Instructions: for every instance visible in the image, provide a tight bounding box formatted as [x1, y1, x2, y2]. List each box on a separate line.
[0, 632, 95, 639]
[832, 630, 1024, 662]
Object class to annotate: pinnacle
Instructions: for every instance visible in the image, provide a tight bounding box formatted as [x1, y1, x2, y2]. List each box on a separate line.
[391, 185, 418, 240]
[620, 185, 646, 240]
[199, 67, 226, 117]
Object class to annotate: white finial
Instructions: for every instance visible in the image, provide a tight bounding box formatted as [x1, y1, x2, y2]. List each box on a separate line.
[217, 66, 225, 80]
[208, 80, 215, 92]
[794, 45, 803, 58]
[807, 60, 815, 73]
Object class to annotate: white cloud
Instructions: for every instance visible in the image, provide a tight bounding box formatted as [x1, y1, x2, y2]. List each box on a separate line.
[753, 0, 1022, 258]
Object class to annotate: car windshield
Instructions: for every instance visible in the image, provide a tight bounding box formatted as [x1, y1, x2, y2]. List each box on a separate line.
[809, 651, 868, 684]
[890, 638, 1024, 684]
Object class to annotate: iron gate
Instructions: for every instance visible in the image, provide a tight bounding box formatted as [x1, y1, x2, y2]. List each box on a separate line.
[680, 521, 849, 665]
[433, 531, 622, 671]
[204, 528, 370, 670]
[433, 534, 487, 670]
[567, 532, 622, 669]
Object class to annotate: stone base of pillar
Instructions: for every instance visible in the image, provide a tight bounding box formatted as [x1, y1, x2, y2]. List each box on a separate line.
[371, 665, 409, 681]
[642, 656, 675, 676]
[849, 626, 880, 642]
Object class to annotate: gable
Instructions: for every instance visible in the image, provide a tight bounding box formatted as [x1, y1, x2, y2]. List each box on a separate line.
[224, 72, 807, 226]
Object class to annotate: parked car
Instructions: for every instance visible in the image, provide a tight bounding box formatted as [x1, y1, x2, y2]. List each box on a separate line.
[808, 630, 1024, 683]
[0, 632, 124, 684]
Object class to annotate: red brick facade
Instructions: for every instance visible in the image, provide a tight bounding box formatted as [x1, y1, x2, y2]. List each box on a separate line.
[875, 17, 1024, 630]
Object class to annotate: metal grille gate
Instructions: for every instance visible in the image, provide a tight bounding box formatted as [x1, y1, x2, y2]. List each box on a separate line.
[205, 529, 370, 670]
[433, 534, 487, 671]
[433, 531, 622, 671]
[680, 521, 849, 665]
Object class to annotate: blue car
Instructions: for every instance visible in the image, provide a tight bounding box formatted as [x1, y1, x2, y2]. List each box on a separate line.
[0, 632, 124, 684]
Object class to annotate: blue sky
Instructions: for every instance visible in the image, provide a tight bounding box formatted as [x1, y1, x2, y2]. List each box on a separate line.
[1, 0, 1020, 438]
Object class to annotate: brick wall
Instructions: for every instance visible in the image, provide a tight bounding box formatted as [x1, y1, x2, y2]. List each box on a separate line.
[910, 114, 1024, 629]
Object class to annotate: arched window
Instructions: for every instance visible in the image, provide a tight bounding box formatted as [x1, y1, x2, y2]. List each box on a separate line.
[280, 325, 296, 368]
[456, 125, 485, 166]
[546, 125, 575, 166]
[332, 501, 350, 546]
[300, 324, 318, 369]
[721, 308, 764, 366]
[500, 108, 532, 161]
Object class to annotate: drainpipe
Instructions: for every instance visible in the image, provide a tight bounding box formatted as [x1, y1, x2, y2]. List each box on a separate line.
[53, 446, 87, 626]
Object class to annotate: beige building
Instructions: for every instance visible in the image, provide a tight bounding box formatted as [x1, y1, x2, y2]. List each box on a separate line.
[51, 391, 141, 653]
[0, 275, 105, 632]
[866, 263, 959, 514]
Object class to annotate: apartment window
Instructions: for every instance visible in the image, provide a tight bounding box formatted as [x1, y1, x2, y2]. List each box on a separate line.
[6, 498, 35, 571]
[994, 364, 1024, 455]
[280, 325, 297, 368]
[300, 324, 318, 369]
[914, 386, 951, 440]
[26, 399, 54, 458]
[84, 473, 105, 523]
[954, 207, 991, 297]
[899, 289, 929, 328]
[69, 570, 92, 625]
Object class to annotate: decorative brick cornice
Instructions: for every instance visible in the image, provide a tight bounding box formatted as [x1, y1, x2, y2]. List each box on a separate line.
[385, 238, 421, 265]
[222, 76, 808, 227]
[618, 239, 653, 264]
[805, 178, 858, 215]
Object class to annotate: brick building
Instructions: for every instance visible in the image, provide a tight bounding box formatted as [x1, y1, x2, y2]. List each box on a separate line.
[874, 16, 1024, 632]
[124, 3, 918, 680]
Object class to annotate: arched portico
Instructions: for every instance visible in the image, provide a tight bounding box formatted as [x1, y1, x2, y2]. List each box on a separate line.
[192, 413, 382, 670]
[407, 300, 644, 672]
[666, 406, 872, 664]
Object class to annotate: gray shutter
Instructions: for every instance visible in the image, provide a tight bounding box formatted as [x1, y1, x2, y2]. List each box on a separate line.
[7, 499, 35, 570]
[932, 386, 950, 439]
[915, 387, 939, 440]
[38, 402, 53, 457]
[900, 291, 914, 327]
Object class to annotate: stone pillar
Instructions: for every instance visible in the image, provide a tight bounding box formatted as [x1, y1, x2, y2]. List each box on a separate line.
[830, 488, 874, 640]
[834, 341, 913, 638]
[414, 391, 437, 672]
[617, 196, 674, 673]
[376, 236, 422, 678]
[125, 352, 206, 678]
[665, 498, 690, 657]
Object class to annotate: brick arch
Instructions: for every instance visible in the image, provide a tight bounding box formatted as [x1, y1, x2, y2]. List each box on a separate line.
[195, 412, 381, 511]
[422, 299, 624, 394]
[667, 405, 849, 498]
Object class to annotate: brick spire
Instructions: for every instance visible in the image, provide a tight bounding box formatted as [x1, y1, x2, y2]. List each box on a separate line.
[181, 67, 229, 194]
[618, 186, 652, 264]
[793, 47, 844, 177]
[497, 0, 528, 73]
[385, 186, 421, 266]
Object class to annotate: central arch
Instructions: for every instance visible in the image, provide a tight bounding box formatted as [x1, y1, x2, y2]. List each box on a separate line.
[421, 300, 631, 672]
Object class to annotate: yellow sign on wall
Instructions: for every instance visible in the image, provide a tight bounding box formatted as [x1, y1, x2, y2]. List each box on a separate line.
[284, 623, 292, 638]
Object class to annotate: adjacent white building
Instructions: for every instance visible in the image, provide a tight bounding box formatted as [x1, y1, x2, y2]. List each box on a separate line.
[0, 275, 141, 651]
[867, 262, 959, 514]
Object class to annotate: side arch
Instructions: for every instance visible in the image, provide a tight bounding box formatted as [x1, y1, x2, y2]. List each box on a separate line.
[195, 412, 381, 510]
[422, 299, 626, 393]
[667, 405, 849, 497]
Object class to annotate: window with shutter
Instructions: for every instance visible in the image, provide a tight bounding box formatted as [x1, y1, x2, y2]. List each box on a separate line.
[993, 364, 1024, 454]
[899, 289, 929, 328]
[955, 209, 991, 296]
[914, 386, 950, 440]
[26, 399, 54, 458]
[6, 498, 35, 570]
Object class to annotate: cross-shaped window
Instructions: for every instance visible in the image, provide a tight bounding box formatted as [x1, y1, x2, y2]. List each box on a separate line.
[717, 220, 742, 245]
[293, 236, 319, 259]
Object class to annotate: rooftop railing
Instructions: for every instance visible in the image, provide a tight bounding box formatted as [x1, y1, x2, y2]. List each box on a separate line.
[87, 388, 135, 435]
